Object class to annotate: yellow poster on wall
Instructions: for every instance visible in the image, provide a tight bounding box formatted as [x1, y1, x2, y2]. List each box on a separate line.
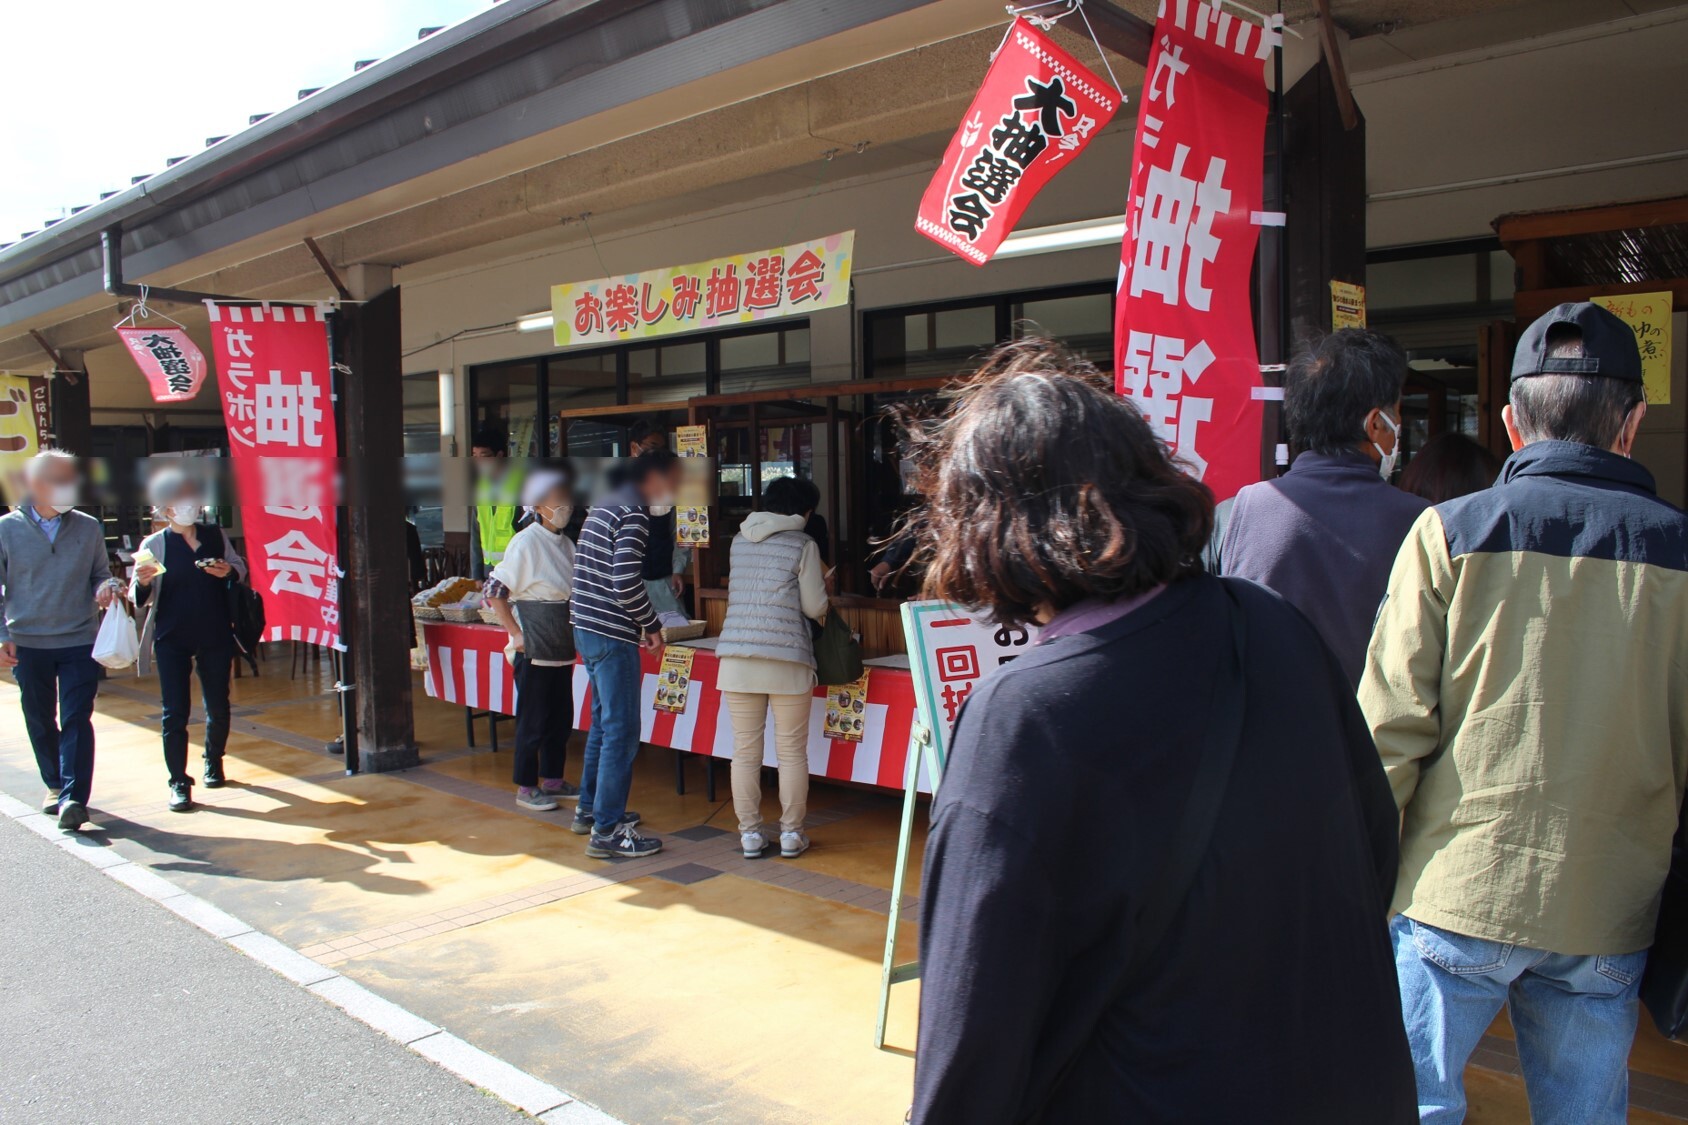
[0, 373, 50, 504]
[1330, 280, 1367, 330]
[1590, 292, 1673, 406]
[675, 423, 710, 548]
[551, 231, 854, 348]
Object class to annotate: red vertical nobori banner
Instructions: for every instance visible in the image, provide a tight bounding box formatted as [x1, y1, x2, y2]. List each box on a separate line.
[916, 18, 1120, 266]
[1114, 1, 1280, 504]
[208, 303, 342, 648]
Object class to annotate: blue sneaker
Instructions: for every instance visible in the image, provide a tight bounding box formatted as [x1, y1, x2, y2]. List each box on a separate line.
[585, 822, 662, 859]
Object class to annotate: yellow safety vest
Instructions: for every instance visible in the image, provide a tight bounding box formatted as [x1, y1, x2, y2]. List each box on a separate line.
[475, 470, 523, 565]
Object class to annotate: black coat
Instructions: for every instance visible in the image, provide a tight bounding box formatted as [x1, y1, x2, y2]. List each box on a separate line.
[912, 574, 1415, 1124]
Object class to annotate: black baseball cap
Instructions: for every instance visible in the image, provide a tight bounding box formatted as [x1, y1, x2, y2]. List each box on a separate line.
[1511, 302, 1642, 383]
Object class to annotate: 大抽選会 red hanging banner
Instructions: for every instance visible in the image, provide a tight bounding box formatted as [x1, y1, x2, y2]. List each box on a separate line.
[917, 17, 1121, 266]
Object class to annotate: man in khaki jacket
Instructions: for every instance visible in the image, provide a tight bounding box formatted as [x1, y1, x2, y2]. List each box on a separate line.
[1361, 302, 1688, 1125]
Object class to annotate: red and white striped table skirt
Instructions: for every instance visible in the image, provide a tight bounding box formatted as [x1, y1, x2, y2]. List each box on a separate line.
[420, 621, 923, 792]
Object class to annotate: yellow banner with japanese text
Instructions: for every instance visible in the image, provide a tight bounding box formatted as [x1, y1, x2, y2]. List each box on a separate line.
[1591, 292, 1673, 406]
[551, 232, 854, 348]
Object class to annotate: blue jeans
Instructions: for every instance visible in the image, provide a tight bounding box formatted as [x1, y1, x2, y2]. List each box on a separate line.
[14, 643, 101, 807]
[1391, 915, 1645, 1124]
[575, 628, 642, 835]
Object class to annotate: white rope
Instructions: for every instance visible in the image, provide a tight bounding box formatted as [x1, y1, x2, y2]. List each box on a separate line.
[113, 283, 192, 331]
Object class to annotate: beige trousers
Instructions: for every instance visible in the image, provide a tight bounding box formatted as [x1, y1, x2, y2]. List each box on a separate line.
[723, 690, 812, 834]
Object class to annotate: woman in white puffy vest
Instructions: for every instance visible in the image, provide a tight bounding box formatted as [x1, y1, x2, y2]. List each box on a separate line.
[715, 477, 830, 859]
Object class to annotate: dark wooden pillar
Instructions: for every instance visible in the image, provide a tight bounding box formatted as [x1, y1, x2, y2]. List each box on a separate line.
[51, 352, 92, 455]
[341, 285, 418, 771]
[1283, 56, 1367, 348]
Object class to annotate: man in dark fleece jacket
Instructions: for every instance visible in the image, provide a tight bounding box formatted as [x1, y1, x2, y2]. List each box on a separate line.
[1218, 329, 1429, 687]
[0, 451, 119, 831]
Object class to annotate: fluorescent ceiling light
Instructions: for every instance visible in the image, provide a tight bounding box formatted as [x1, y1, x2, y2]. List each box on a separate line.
[517, 312, 555, 332]
[994, 216, 1126, 260]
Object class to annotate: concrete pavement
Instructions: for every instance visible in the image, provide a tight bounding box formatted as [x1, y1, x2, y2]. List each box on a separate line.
[0, 812, 533, 1125]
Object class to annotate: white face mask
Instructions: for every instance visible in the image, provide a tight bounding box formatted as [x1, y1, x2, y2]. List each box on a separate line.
[167, 504, 199, 527]
[538, 503, 572, 529]
[647, 503, 674, 517]
[45, 484, 77, 509]
[1373, 410, 1402, 480]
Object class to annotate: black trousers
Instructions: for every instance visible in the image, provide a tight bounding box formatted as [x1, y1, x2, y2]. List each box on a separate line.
[511, 654, 574, 788]
[157, 638, 232, 786]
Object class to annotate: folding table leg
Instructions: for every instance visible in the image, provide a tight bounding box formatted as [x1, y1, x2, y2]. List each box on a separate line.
[674, 748, 686, 796]
[465, 706, 476, 748]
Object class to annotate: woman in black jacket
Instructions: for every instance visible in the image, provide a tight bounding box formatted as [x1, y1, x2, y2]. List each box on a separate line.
[907, 340, 1415, 1124]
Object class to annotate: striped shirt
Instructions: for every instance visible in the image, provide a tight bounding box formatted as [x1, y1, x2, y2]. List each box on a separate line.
[571, 485, 659, 645]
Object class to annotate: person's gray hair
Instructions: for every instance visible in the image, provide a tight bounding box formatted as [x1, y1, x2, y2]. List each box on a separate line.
[22, 449, 76, 482]
[146, 467, 194, 508]
[1510, 328, 1644, 449]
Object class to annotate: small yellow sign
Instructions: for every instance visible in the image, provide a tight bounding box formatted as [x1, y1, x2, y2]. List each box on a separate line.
[824, 670, 870, 744]
[1330, 280, 1367, 331]
[653, 645, 696, 714]
[674, 423, 710, 548]
[1590, 292, 1673, 406]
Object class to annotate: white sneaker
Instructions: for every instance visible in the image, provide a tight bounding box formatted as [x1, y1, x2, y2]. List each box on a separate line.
[780, 830, 810, 859]
[741, 829, 774, 859]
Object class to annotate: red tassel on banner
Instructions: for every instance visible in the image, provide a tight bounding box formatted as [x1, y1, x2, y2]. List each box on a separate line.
[915, 18, 1121, 267]
[1114, 1, 1281, 505]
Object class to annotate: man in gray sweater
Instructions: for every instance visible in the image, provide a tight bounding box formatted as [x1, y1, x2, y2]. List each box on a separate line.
[0, 451, 119, 830]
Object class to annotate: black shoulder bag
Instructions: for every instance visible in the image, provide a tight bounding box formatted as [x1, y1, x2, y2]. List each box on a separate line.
[1020, 581, 1249, 1123]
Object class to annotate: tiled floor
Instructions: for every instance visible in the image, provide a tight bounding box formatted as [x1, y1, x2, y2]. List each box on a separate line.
[2, 645, 1684, 1123]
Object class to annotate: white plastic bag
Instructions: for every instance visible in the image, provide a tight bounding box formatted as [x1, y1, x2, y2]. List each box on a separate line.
[92, 602, 139, 671]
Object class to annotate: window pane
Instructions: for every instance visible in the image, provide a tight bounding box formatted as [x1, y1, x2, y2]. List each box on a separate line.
[867, 304, 997, 380]
[627, 344, 708, 404]
[402, 371, 442, 457]
[1366, 255, 1479, 311]
[718, 327, 811, 395]
[1014, 292, 1113, 372]
[472, 362, 541, 456]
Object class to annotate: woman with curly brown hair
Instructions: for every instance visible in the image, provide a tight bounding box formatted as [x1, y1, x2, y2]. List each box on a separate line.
[908, 340, 1414, 1125]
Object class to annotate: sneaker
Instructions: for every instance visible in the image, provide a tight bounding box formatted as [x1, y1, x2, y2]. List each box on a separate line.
[741, 829, 774, 859]
[203, 758, 227, 789]
[585, 821, 662, 860]
[57, 800, 87, 832]
[168, 780, 194, 813]
[516, 787, 560, 812]
[41, 789, 59, 813]
[780, 830, 811, 859]
[538, 779, 580, 801]
[570, 808, 640, 836]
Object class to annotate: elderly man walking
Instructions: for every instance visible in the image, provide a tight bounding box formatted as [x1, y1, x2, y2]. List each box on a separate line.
[1362, 303, 1688, 1123]
[0, 451, 120, 831]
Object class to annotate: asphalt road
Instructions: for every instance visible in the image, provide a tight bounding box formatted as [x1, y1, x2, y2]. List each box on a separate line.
[0, 814, 525, 1125]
